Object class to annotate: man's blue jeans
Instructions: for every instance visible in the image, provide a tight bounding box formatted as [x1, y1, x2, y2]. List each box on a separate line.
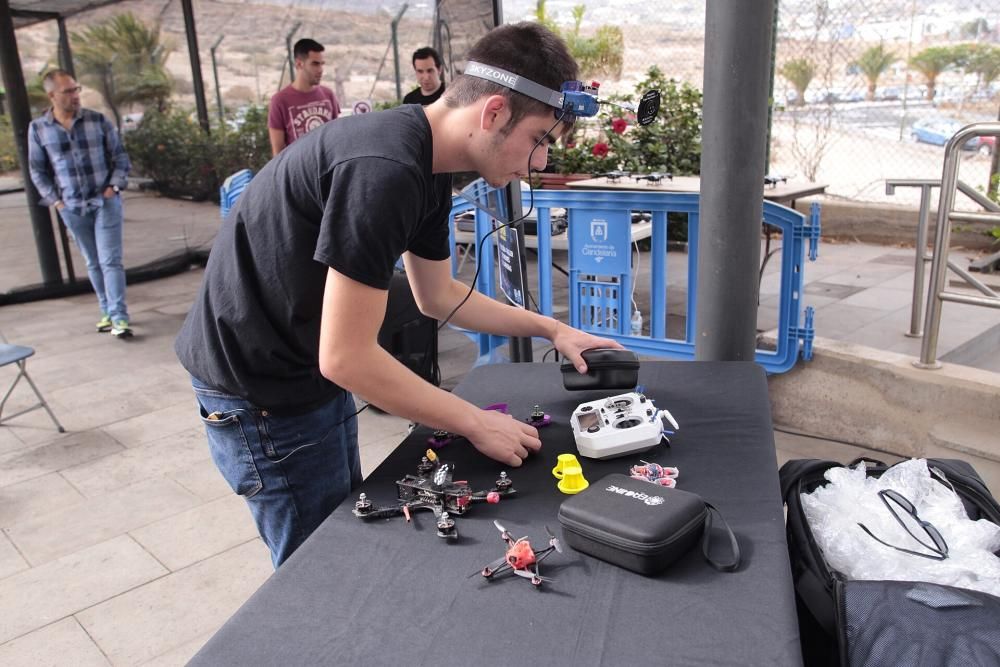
[191, 377, 362, 568]
[58, 196, 128, 321]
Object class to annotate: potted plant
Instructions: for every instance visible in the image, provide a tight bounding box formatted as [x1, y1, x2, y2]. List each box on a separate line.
[544, 66, 703, 186]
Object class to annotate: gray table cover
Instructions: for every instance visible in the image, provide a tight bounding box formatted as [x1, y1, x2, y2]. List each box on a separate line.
[191, 361, 802, 666]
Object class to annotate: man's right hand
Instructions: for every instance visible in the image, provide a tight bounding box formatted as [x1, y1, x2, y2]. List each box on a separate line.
[465, 408, 542, 467]
[55, 201, 65, 211]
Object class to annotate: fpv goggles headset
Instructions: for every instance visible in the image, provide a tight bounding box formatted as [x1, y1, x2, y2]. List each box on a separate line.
[464, 61, 661, 126]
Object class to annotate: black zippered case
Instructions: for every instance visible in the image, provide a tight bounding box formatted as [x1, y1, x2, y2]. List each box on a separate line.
[561, 348, 639, 391]
[779, 457, 1000, 666]
[557, 474, 709, 574]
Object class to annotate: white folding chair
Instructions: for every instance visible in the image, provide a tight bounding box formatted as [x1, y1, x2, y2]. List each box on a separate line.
[0, 331, 65, 432]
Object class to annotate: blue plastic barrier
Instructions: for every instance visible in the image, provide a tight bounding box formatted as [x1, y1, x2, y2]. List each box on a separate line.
[220, 169, 254, 219]
[447, 184, 820, 373]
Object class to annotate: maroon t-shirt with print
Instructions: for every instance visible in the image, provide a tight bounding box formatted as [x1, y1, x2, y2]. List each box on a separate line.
[267, 84, 341, 145]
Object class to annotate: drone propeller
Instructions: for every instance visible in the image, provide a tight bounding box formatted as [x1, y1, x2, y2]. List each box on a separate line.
[513, 568, 553, 583]
[545, 525, 563, 554]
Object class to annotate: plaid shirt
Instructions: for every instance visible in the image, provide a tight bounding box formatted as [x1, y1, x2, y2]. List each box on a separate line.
[28, 108, 130, 211]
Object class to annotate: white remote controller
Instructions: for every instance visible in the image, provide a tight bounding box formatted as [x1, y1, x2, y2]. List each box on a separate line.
[569, 392, 679, 459]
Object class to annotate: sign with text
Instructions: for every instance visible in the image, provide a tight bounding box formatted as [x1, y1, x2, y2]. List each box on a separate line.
[568, 208, 632, 275]
[495, 220, 525, 308]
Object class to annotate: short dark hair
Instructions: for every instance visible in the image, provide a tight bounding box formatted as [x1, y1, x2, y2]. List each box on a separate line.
[293, 38, 324, 61]
[412, 46, 442, 69]
[445, 22, 578, 134]
[42, 69, 73, 93]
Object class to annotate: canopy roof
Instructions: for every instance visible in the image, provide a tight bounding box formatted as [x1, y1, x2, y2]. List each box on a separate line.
[9, 1, 124, 28]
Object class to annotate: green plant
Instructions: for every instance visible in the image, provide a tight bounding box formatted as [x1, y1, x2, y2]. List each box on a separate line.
[216, 105, 272, 177]
[779, 58, 815, 106]
[71, 12, 174, 129]
[953, 43, 1000, 95]
[853, 43, 896, 100]
[125, 105, 270, 201]
[535, 1, 624, 80]
[549, 66, 702, 177]
[0, 114, 19, 172]
[26, 68, 52, 114]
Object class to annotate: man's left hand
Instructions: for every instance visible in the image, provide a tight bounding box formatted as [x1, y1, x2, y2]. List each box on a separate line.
[103, 186, 116, 198]
[552, 321, 624, 374]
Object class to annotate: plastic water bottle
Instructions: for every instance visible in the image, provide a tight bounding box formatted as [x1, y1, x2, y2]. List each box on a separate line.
[630, 309, 643, 336]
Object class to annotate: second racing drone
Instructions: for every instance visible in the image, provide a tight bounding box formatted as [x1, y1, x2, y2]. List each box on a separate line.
[479, 520, 563, 587]
[352, 449, 516, 539]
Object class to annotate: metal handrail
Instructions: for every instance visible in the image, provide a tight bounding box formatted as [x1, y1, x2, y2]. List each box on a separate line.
[885, 178, 1000, 337]
[917, 121, 1000, 369]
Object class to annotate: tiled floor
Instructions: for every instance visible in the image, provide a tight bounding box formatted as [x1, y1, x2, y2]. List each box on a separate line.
[0, 189, 996, 665]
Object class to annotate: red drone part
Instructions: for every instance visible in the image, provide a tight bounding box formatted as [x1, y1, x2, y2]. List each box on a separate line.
[479, 520, 563, 587]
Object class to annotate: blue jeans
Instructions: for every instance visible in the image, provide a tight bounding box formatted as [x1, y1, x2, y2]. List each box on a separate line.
[59, 196, 128, 321]
[191, 377, 362, 568]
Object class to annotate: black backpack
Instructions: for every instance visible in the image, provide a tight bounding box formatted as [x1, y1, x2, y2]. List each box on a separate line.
[379, 272, 440, 386]
[779, 457, 1000, 667]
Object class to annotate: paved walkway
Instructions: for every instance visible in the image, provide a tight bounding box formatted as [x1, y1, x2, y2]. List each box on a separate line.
[0, 188, 996, 665]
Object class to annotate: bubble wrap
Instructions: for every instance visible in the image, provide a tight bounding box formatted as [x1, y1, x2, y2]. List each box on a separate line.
[801, 458, 1000, 597]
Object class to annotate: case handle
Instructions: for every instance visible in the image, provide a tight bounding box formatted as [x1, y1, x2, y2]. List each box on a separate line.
[702, 502, 741, 572]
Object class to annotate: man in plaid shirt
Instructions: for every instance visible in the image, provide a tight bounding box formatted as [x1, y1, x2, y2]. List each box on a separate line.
[28, 69, 133, 338]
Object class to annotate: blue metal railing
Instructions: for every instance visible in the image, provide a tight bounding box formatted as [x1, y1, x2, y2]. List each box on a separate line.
[448, 185, 820, 373]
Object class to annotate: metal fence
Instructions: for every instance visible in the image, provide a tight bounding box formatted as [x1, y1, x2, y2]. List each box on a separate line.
[7, 0, 999, 207]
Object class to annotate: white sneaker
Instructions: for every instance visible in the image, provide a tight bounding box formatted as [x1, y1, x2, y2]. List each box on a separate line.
[110, 319, 133, 338]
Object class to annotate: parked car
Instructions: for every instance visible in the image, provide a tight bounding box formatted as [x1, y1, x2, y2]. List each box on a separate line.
[121, 112, 143, 134]
[910, 117, 995, 156]
[876, 86, 901, 101]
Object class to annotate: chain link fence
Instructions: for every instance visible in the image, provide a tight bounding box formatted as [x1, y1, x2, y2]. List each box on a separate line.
[6, 0, 998, 208]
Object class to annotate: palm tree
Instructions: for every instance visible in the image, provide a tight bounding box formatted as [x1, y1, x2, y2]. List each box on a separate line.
[71, 12, 174, 128]
[909, 46, 956, 101]
[954, 44, 1000, 97]
[780, 58, 815, 106]
[853, 43, 896, 100]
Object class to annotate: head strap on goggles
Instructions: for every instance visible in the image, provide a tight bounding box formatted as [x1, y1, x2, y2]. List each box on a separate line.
[463, 60, 660, 125]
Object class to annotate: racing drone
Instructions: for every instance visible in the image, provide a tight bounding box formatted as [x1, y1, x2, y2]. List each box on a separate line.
[633, 172, 672, 185]
[630, 460, 679, 488]
[593, 170, 631, 183]
[427, 403, 551, 449]
[478, 520, 563, 587]
[352, 449, 516, 539]
[764, 174, 788, 188]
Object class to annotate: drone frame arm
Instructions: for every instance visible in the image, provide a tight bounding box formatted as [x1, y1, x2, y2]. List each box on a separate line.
[534, 546, 557, 563]
[482, 556, 511, 578]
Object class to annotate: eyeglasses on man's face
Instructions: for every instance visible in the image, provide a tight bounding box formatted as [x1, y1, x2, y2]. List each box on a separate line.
[857, 489, 949, 561]
[57, 86, 83, 96]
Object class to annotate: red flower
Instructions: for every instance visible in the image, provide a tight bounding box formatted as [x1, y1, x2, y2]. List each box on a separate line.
[611, 118, 628, 134]
[592, 142, 609, 157]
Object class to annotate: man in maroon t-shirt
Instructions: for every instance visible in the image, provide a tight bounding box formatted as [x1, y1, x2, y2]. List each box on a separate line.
[268, 38, 341, 156]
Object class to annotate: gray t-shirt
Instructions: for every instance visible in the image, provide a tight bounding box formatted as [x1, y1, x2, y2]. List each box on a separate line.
[175, 105, 452, 412]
